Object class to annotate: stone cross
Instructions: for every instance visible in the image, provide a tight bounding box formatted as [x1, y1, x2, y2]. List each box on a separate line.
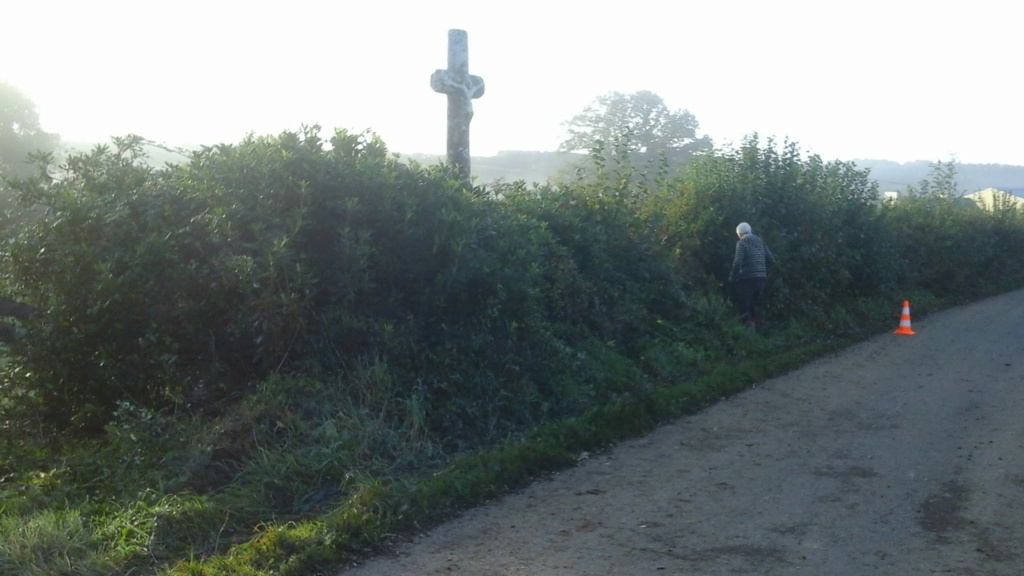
[430, 29, 485, 184]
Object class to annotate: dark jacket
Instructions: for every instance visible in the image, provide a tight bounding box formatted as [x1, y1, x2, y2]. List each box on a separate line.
[729, 233, 776, 281]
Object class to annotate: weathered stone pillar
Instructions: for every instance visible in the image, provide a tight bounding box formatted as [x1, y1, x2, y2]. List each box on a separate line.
[430, 29, 485, 185]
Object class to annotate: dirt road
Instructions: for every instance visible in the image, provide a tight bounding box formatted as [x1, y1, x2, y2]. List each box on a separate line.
[341, 290, 1024, 575]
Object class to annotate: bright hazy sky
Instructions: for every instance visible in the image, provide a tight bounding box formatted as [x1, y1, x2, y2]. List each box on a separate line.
[3, 0, 1020, 165]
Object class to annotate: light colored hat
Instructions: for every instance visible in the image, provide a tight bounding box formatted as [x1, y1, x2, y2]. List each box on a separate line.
[736, 222, 752, 236]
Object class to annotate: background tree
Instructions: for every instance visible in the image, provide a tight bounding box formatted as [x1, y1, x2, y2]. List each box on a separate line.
[0, 81, 59, 179]
[0, 81, 59, 235]
[906, 159, 962, 199]
[559, 90, 711, 159]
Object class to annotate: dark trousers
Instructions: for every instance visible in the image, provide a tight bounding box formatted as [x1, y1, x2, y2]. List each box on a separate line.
[736, 277, 767, 324]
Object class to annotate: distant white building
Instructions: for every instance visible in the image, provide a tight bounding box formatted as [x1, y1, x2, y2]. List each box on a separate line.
[964, 188, 1024, 211]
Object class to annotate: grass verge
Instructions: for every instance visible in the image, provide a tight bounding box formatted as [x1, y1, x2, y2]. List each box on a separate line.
[162, 330, 852, 575]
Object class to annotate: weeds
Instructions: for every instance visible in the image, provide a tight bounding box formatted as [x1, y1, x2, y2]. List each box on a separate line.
[0, 509, 113, 576]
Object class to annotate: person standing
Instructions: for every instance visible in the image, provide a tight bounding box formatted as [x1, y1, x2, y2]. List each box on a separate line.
[728, 222, 776, 330]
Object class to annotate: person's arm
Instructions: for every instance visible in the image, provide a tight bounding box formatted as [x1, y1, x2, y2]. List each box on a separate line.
[729, 241, 744, 281]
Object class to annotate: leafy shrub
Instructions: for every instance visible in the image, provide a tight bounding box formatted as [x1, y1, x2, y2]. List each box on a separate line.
[651, 135, 895, 319]
[880, 160, 1024, 300]
[1, 129, 556, 434]
[1, 127, 704, 447]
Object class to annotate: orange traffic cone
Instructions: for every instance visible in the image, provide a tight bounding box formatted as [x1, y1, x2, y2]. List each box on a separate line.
[894, 300, 915, 335]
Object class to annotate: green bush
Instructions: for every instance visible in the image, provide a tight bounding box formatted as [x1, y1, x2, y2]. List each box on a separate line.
[0, 130, 560, 435]
[867, 160, 1024, 300]
[651, 135, 896, 320]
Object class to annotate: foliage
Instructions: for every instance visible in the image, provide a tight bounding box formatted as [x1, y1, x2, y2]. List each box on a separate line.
[0, 127, 679, 444]
[1, 129, 510, 432]
[2, 123, 1024, 576]
[882, 160, 1024, 298]
[0, 81, 60, 235]
[560, 91, 710, 156]
[0, 509, 114, 576]
[159, 334, 847, 576]
[650, 135, 895, 322]
[0, 81, 59, 180]
[906, 159, 962, 199]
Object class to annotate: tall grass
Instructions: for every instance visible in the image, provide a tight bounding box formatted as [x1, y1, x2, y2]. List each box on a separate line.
[0, 509, 113, 576]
